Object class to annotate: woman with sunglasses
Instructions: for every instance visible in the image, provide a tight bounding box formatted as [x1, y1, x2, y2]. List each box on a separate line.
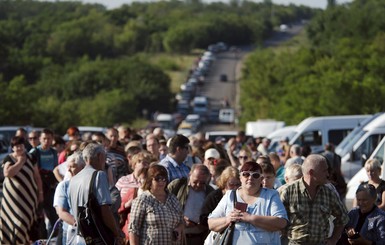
[208, 161, 288, 244]
[129, 164, 184, 245]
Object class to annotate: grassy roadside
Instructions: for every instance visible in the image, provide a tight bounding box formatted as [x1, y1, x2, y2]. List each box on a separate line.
[138, 52, 203, 93]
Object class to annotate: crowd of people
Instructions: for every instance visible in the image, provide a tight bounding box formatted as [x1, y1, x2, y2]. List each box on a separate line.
[1, 126, 385, 245]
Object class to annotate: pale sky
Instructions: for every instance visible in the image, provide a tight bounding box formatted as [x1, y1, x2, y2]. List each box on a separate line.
[48, 0, 352, 10]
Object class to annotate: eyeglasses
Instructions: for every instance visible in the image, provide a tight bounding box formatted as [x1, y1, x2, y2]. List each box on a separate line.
[241, 171, 261, 179]
[154, 175, 167, 182]
[238, 156, 248, 160]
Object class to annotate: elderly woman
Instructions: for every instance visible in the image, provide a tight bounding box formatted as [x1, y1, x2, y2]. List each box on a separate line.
[53, 151, 85, 244]
[339, 184, 385, 245]
[129, 165, 184, 245]
[0, 136, 43, 244]
[353, 159, 385, 210]
[208, 161, 288, 244]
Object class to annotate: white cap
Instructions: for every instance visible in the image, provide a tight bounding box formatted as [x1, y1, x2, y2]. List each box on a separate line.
[204, 148, 220, 160]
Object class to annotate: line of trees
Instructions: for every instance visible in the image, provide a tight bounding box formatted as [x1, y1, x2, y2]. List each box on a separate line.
[0, 0, 316, 133]
[240, 0, 385, 126]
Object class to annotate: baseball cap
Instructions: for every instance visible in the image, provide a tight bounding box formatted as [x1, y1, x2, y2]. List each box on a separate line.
[204, 148, 220, 160]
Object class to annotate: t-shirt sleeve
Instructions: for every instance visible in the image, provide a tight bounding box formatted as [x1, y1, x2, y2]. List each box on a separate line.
[268, 190, 288, 220]
[53, 181, 70, 211]
[128, 196, 146, 236]
[95, 171, 112, 206]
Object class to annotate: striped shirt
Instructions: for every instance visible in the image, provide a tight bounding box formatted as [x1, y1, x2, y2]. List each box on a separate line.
[115, 173, 140, 198]
[280, 178, 348, 244]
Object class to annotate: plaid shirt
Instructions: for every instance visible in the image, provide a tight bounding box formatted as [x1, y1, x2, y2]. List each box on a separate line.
[159, 155, 190, 182]
[280, 178, 348, 244]
[129, 190, 183, 245]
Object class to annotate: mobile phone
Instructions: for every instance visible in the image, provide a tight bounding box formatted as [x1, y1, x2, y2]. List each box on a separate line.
[235, 202, 247, 212]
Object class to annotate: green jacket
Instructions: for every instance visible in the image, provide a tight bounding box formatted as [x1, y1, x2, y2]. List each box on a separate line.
[168, 177, 215, 209]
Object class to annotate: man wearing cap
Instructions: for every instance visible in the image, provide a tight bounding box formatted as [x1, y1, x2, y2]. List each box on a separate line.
[159, 134, 191, 182]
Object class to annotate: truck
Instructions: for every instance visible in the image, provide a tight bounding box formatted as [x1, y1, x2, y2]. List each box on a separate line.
[245, 120, 285, 138]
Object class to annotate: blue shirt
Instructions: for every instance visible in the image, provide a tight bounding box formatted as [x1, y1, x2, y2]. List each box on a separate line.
[158, 155, 190, 182]
[209, 188, 288, 244]
[30, 146, 58, 170]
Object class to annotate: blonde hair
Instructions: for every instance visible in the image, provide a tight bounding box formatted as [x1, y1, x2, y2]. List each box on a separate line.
[365, 159, 381, 171]
[131, 151, 152, 168]
[216, 166, 240, 190]
[285, 163, 303, 183]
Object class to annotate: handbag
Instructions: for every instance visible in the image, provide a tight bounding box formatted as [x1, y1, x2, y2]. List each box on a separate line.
[212, 190, 237, 245]
[77, 171, 115, 245]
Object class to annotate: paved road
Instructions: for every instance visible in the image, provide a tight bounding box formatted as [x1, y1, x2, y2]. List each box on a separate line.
[201, 23, 304, 132]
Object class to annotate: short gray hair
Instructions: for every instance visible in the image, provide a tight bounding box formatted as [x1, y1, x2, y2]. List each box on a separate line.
[67, 151, 85, 168]
[82, 143, 105, 164]
[302, 154, 326, 176]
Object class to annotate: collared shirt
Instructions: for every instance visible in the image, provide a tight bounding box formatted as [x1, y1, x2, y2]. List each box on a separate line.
[159, 155, 190, 182]
[280, 178, 349, 244]
[115, 173, 140, 198]
[129, 190, 183, 245]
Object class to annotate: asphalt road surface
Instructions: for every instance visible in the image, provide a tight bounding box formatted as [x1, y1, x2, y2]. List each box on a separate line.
[201, 23, 304, 133]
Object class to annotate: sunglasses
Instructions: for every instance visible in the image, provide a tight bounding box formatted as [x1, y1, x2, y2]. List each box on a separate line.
[241, 171, 261, 179]
[238, 156, 248, 160]
[29, 137, 38, 140]
[154, 175, 167, 182]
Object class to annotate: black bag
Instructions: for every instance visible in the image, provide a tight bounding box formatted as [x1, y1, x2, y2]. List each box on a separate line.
[213, 190, 237, 245]
[77, 171, 115, 245]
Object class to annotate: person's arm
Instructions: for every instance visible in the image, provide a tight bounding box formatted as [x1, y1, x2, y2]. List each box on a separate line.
[325, 224, 346, 245]
[129, 197, 146, 245]
[55, 206, 76, 226]
[378, 191, 385, 211]
[208, 216, 232, 232]
[53, 165, 63, 182]
[129, 233, 140, 245]
[3, 155, 25, 177]
[241, 213, 287, 231]
[100, 205, 123, 242]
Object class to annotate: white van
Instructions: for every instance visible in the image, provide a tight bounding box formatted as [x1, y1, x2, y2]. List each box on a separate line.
[337, 113, 385, 180]
[219, 108, 235, 124]
[345, 135, 385, 210]
[289, 115, 372, 153]
[267, 125, 297, 152]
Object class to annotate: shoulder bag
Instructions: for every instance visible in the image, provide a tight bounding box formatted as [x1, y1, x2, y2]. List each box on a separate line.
[212, 190, 237, 245]
[77, 171, 115, 245]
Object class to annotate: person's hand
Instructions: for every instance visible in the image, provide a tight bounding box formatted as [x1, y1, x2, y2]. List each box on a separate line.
[227, 138, 236, 151]
[184, 216, 198, 228]
[16, 154, 26, 164]
[124, 199, 133, 209]
[228, 210, 243, 223]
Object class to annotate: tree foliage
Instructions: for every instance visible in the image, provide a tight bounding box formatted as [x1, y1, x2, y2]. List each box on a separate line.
[0, 0, 315, 133]
[240, 0, 385, 126]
